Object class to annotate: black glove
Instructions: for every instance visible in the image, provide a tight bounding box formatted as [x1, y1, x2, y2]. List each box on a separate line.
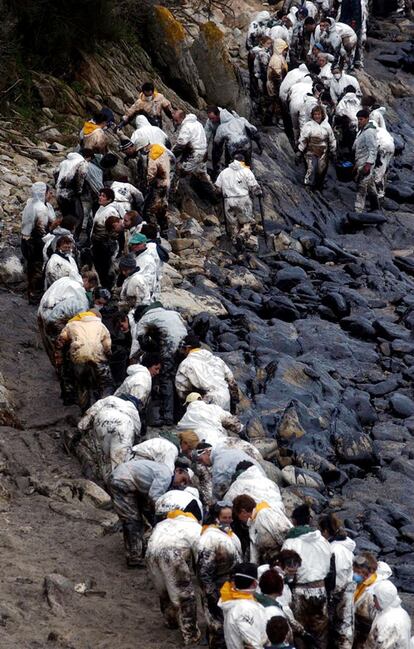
[116, 119, 127, 132]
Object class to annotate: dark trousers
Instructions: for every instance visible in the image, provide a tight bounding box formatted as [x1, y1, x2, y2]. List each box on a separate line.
[91, 239, 117, 289]
[21, 237, 44, 304]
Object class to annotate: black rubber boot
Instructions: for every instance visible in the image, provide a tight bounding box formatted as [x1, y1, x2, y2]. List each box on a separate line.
[122, 521, 144, 568]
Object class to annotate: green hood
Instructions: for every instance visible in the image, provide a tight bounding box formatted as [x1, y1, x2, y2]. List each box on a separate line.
[286, 525, 314, 539]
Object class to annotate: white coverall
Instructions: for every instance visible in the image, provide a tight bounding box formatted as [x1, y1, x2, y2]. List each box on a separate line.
[131, 437, 178, 473]
[212, 448, 261, 501]
[336, 91, 362, 130]
[282, 528, 332, 648]
[155, 487, 202, 520]
[174, 113, 209, 177]
[215, 160, 261, 246]
[329, 536, 356, 649]
[246, 11, 271, 50]
[298, 118, 337, 187]
[77, 395, 141, 482]
[224, 464, 283, 512]
[330, 72, 360, 104]
[288, 78, 313, 143]
[248, 501, 293, 564]
[131, 114, 169, 147]
[121, 247, 160, 308]
[146, 511, 202, 644]
[279, 64, 309, 105]
[366, 581, 412, 649]
[110, 181, 144, 218]
[353, 122, 379, 212]
[175, 348, 236, 411]
[177, 400, 242, 447]
[219, 588, 268, 649]
[114, 364, 152, 405]
[370, 106, 387, 130]
[44, 252, 82, 289]
[374, 127, 395, 199]
[354, 562, 393, 645]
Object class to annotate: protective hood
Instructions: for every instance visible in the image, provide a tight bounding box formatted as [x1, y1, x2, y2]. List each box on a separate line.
[274, 38, 289, 54]
[377, 561, 393, 581]
[255, 11, 270, 24]
[126, 364, 150, 376]
[67, 152, 84, 163]
[373, 580, 401, 610]
[298, 63, 309, 71]
[326, 17, 336, 29]
[287, 526, 319, 540]
[68, 310, 99, 323]
[149, 143, 166, 160]
[334, 536, 356, 552]
[30, 181, 47, 202]
[183, 113, 198, 125]
[220, 581, 255, 604]
[219, 111, 234, 125]
[82, 120, 99, 136]
[135, 115, 151, 129]
[228, 160, 245, 171]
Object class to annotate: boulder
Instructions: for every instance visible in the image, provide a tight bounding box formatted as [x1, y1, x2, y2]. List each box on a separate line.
[160, 287, 227, 318]
[44, 573, 74, 616]
[390, 393, 414, 418]
[0, 248, 24, 287]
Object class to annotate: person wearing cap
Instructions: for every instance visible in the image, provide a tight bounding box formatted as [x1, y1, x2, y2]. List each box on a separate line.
[108, 459, 190, 567]
[76, 392, 143, 484]
[353, 109, 379, 213]
[319, 513, 356, 649]
[329, 65, 360, 105]
[352, 552, 392, 648]
[119, 81, 173, 130]
[175, 333, 239, 412]
[54, 308, 113, 412]
[131, 430, 199, 473]
[197, 503, 242, 649]
[296, 105, 336, 190]
[146, 493, 202, 646]
[44, 234, 82, 290]
[79, 108, 115, 154]
[120, 234, 160, 309]
[219, 562, 268, 649]
[119, 139, 144, 190]
[215, 153, 262, 252]
[132, 301, 187, 425]
[282, 504, 332, 649]
[232, 494, 292, 566]
[91, 187, 122, 289]
[365, 580, 411, 649]
[177, 392, 243, 447]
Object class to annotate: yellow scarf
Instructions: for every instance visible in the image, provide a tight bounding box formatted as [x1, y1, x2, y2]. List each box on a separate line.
[149, 143, 166, 160]
[167, 509, 197, 521]
[354, 573, 377, 602]
[253, 501, 271, 520]
[82, 121, 100, 136]
[68, 311, 97, 323]
[220, 581, 254, 603]
[189, 348, 202, 354]
[201, 524, 235, 537]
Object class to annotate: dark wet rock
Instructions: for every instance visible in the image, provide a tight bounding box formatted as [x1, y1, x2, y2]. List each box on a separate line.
[322, 292, 350, 318]
[344, 389, 378, 426]
[365, 512, 398, 553]
[332, 405, 375, 465]
[281, 465, 325, 491]
[261, 295, 300, 322]
[390, 457, 414, 481]
[275, 266, 308, 291]
[395, 255, 414, 276]
[346, 211, 387, 227]
[400, 525, 414, 542]
[391, 339, 414, 355]
[354, 537, 381, 553]
[390, 393, 414, 418]
[373, 318, 410, 340]
[394, 564, 414, 593]
[372, 422, 411, 442]
[313, 246, 337, 262]
[364, 376, 401, 397]
[277, 402, 306, 440]
[386, 182, 414, 204]
[340, 316, 376, 340]
[374, 440, 407, 463]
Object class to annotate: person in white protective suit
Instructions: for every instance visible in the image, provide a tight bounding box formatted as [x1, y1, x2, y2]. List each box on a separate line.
[339, 0, 368, 68]
[205, 106, 239, 146]
[131, 429, 199, 473]
[128, 231, 161, 302]
[55, 151, 88, 217]
[109, 459, 190, 567]
[215, 153, 262, 251]
[114, 353, 161, 407]
[218, 562, 268, 649]
[44, 235, 82, 290]
[38, 273, 96, 365]
[335, 87, 362, 148]
[212, 112, 263, 171]
[131, 301, 187, 425]
[197, 503, 242, 649]
[374, 127, 395, 200]
[353, 552, 393, 648]
[297, 105, 336, 189]
[297, 81, 325, 135]
[76, 394, 142, 484]
[21, 181, 56, 304]
[146, 500, 202, 645]
[282, 504, 332, 649]
[268, 21, 291, 46]
[317, 52, 334, 87]
[232, 494, 292, 565]
[131, 114, 170, 148]
[366, 581, 412, 649]
[252, 36, 273, 99]
[172, 111, 215, 196]
[224, 461, 284, 512]
[288, 76, 314, 145]
[353, 109, 380, 213]
[155, 486, 203, 521]
[315, 18, 357, 68]
[175, 333, 239, 412]
[279, 63, 310, 106]
[245, 11, 271, 51]
[330, 65, 360, 104]
[319, 512, 356, 649]
[196, 445, 262, 501]
[177, 392, 243, 447]
[109, 180, 143, 218]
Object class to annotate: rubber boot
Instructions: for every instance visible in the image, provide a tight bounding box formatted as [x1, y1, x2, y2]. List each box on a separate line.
[122, 521, 144, 568]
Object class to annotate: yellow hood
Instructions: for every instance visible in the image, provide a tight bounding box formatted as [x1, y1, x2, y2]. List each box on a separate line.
[252, 501, 271, 520]
[354, 573, 377, 602]
[149, 143, 167, 160]
[82, 121, 100, 136]
[220, 581, 254, 603]
[167, 509, 197, 522]
[273, 38, 288, 54]
[68, 311, 98, 323]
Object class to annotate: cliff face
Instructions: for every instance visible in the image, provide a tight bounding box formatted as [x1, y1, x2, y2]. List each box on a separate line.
[1, 2, 414, 645]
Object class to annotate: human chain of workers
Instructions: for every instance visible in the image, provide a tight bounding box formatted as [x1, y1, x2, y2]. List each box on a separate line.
[18, 0, 412, 647]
